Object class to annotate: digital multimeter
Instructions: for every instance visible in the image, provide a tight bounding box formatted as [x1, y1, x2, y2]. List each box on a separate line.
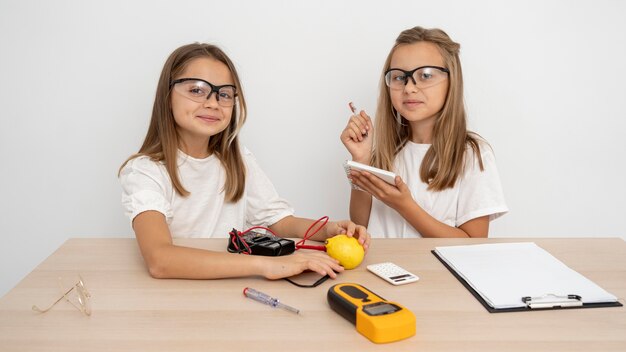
[227, 229, 295, 256]
[327, 283, 416, 343]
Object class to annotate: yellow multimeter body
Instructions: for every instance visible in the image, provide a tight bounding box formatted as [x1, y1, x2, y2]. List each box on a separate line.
[327, 283, 416, 343]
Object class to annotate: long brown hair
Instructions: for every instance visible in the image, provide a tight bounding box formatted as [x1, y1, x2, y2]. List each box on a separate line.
[120, 43, 247, 202]
[372, 26, 484, 191]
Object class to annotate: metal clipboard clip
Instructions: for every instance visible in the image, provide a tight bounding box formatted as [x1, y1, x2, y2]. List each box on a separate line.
[521, 294, 583, 309]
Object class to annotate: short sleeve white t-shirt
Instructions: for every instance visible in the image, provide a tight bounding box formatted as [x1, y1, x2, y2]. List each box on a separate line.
[367, 141, 508, 238]
[119, 147, 294, 238]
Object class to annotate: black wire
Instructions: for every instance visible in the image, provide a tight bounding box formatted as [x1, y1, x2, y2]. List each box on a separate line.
[284, 274, 330, 288]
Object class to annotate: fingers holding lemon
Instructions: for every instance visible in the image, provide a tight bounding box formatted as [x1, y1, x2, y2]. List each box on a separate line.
[325, 234, 365, 270]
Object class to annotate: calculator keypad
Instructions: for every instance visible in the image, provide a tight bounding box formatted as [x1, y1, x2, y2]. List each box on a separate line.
[367, 262, 419, 285]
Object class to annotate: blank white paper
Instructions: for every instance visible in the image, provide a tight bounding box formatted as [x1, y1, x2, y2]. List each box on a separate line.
[434, 242, 618, 309]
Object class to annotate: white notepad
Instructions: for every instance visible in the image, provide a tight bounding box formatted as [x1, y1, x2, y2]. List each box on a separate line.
[433, 242, 619, 309]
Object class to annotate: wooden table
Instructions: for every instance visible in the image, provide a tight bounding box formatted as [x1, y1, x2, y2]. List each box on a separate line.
[1, 237, 625, 351]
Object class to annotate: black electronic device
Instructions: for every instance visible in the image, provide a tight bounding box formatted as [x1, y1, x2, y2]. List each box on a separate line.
[227, 229, 295, 256]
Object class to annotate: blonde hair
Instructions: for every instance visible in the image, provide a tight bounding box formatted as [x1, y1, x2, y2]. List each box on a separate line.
[120, 43, 247, 202]
[372, 26, 484, 191]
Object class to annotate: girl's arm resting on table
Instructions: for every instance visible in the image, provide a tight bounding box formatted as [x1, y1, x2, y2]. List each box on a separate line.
[132, 211, 344, 279]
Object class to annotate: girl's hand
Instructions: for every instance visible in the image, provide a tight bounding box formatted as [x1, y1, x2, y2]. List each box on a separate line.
[350, 171, 414, 213]
[340, 110, 374, 163]
[263, 251, 345, 280]
[325, 220, 371, 252]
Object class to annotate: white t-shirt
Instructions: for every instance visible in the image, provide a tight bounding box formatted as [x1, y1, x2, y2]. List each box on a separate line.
[119, 147, 294, 238]
[367, 141, 508, 238]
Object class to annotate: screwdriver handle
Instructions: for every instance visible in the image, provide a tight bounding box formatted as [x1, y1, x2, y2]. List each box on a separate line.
[243, 287, 300, 314]
[243, 287, 279, 307]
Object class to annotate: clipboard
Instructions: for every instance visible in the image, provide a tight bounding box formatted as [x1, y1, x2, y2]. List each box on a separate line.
[431, 243, 623, 313]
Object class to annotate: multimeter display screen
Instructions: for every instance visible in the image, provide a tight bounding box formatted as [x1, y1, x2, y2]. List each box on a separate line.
[363, 302, 400, 316]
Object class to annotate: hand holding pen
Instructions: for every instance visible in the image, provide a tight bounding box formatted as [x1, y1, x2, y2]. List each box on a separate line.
[347, 102, 373, 141]
[341, 102, 374, 163]
[349, 102, 369, 137]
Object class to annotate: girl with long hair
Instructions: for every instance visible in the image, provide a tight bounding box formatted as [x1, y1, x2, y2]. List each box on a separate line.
[120, 43, 369, 279]
[341, 27, 508, 238]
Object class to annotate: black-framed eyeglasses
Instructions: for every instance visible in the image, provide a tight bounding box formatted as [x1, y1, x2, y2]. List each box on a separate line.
[384, 66, 450, 90]
[170, 78, 237, 107]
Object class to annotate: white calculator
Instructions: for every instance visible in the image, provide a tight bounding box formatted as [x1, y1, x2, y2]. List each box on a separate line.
[367, 262, 419, 285]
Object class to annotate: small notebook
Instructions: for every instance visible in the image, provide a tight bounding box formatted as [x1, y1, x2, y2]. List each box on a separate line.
[432, 242, 622, 312]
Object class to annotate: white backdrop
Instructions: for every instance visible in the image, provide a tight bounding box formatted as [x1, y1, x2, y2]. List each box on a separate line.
[1, 0, 625, 297]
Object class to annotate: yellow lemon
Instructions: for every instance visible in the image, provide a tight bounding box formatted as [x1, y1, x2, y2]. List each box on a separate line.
[325, 234, 365, 270]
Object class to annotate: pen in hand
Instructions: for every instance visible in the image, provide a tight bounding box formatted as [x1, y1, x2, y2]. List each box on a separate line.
[349, 102, 368, 137]
[243, 287, 300, 315]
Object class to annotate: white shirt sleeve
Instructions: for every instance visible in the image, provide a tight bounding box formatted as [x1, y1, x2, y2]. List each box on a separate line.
[119, 156, 173, 224]
[455, 144, 509, 226]
[242, 148, 294, 227]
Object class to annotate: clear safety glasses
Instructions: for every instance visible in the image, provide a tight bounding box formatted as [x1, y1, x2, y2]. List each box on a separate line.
[32, 275, 91, 316]
[384, 65, 449, 90]
[171, 78, 237, 107]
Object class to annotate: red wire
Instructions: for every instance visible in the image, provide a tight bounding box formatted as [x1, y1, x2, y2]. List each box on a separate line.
[295, 216, 328, 251]
[240, 226, 277, 237]
[297, 244, 327, 250]
[230, 231, 251, 255]
[231, 226, 279, 255]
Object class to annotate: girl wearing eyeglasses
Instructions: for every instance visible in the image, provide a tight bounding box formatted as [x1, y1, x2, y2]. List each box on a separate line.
[119, 43, 369, 280]
[341, 26, 508, 238]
